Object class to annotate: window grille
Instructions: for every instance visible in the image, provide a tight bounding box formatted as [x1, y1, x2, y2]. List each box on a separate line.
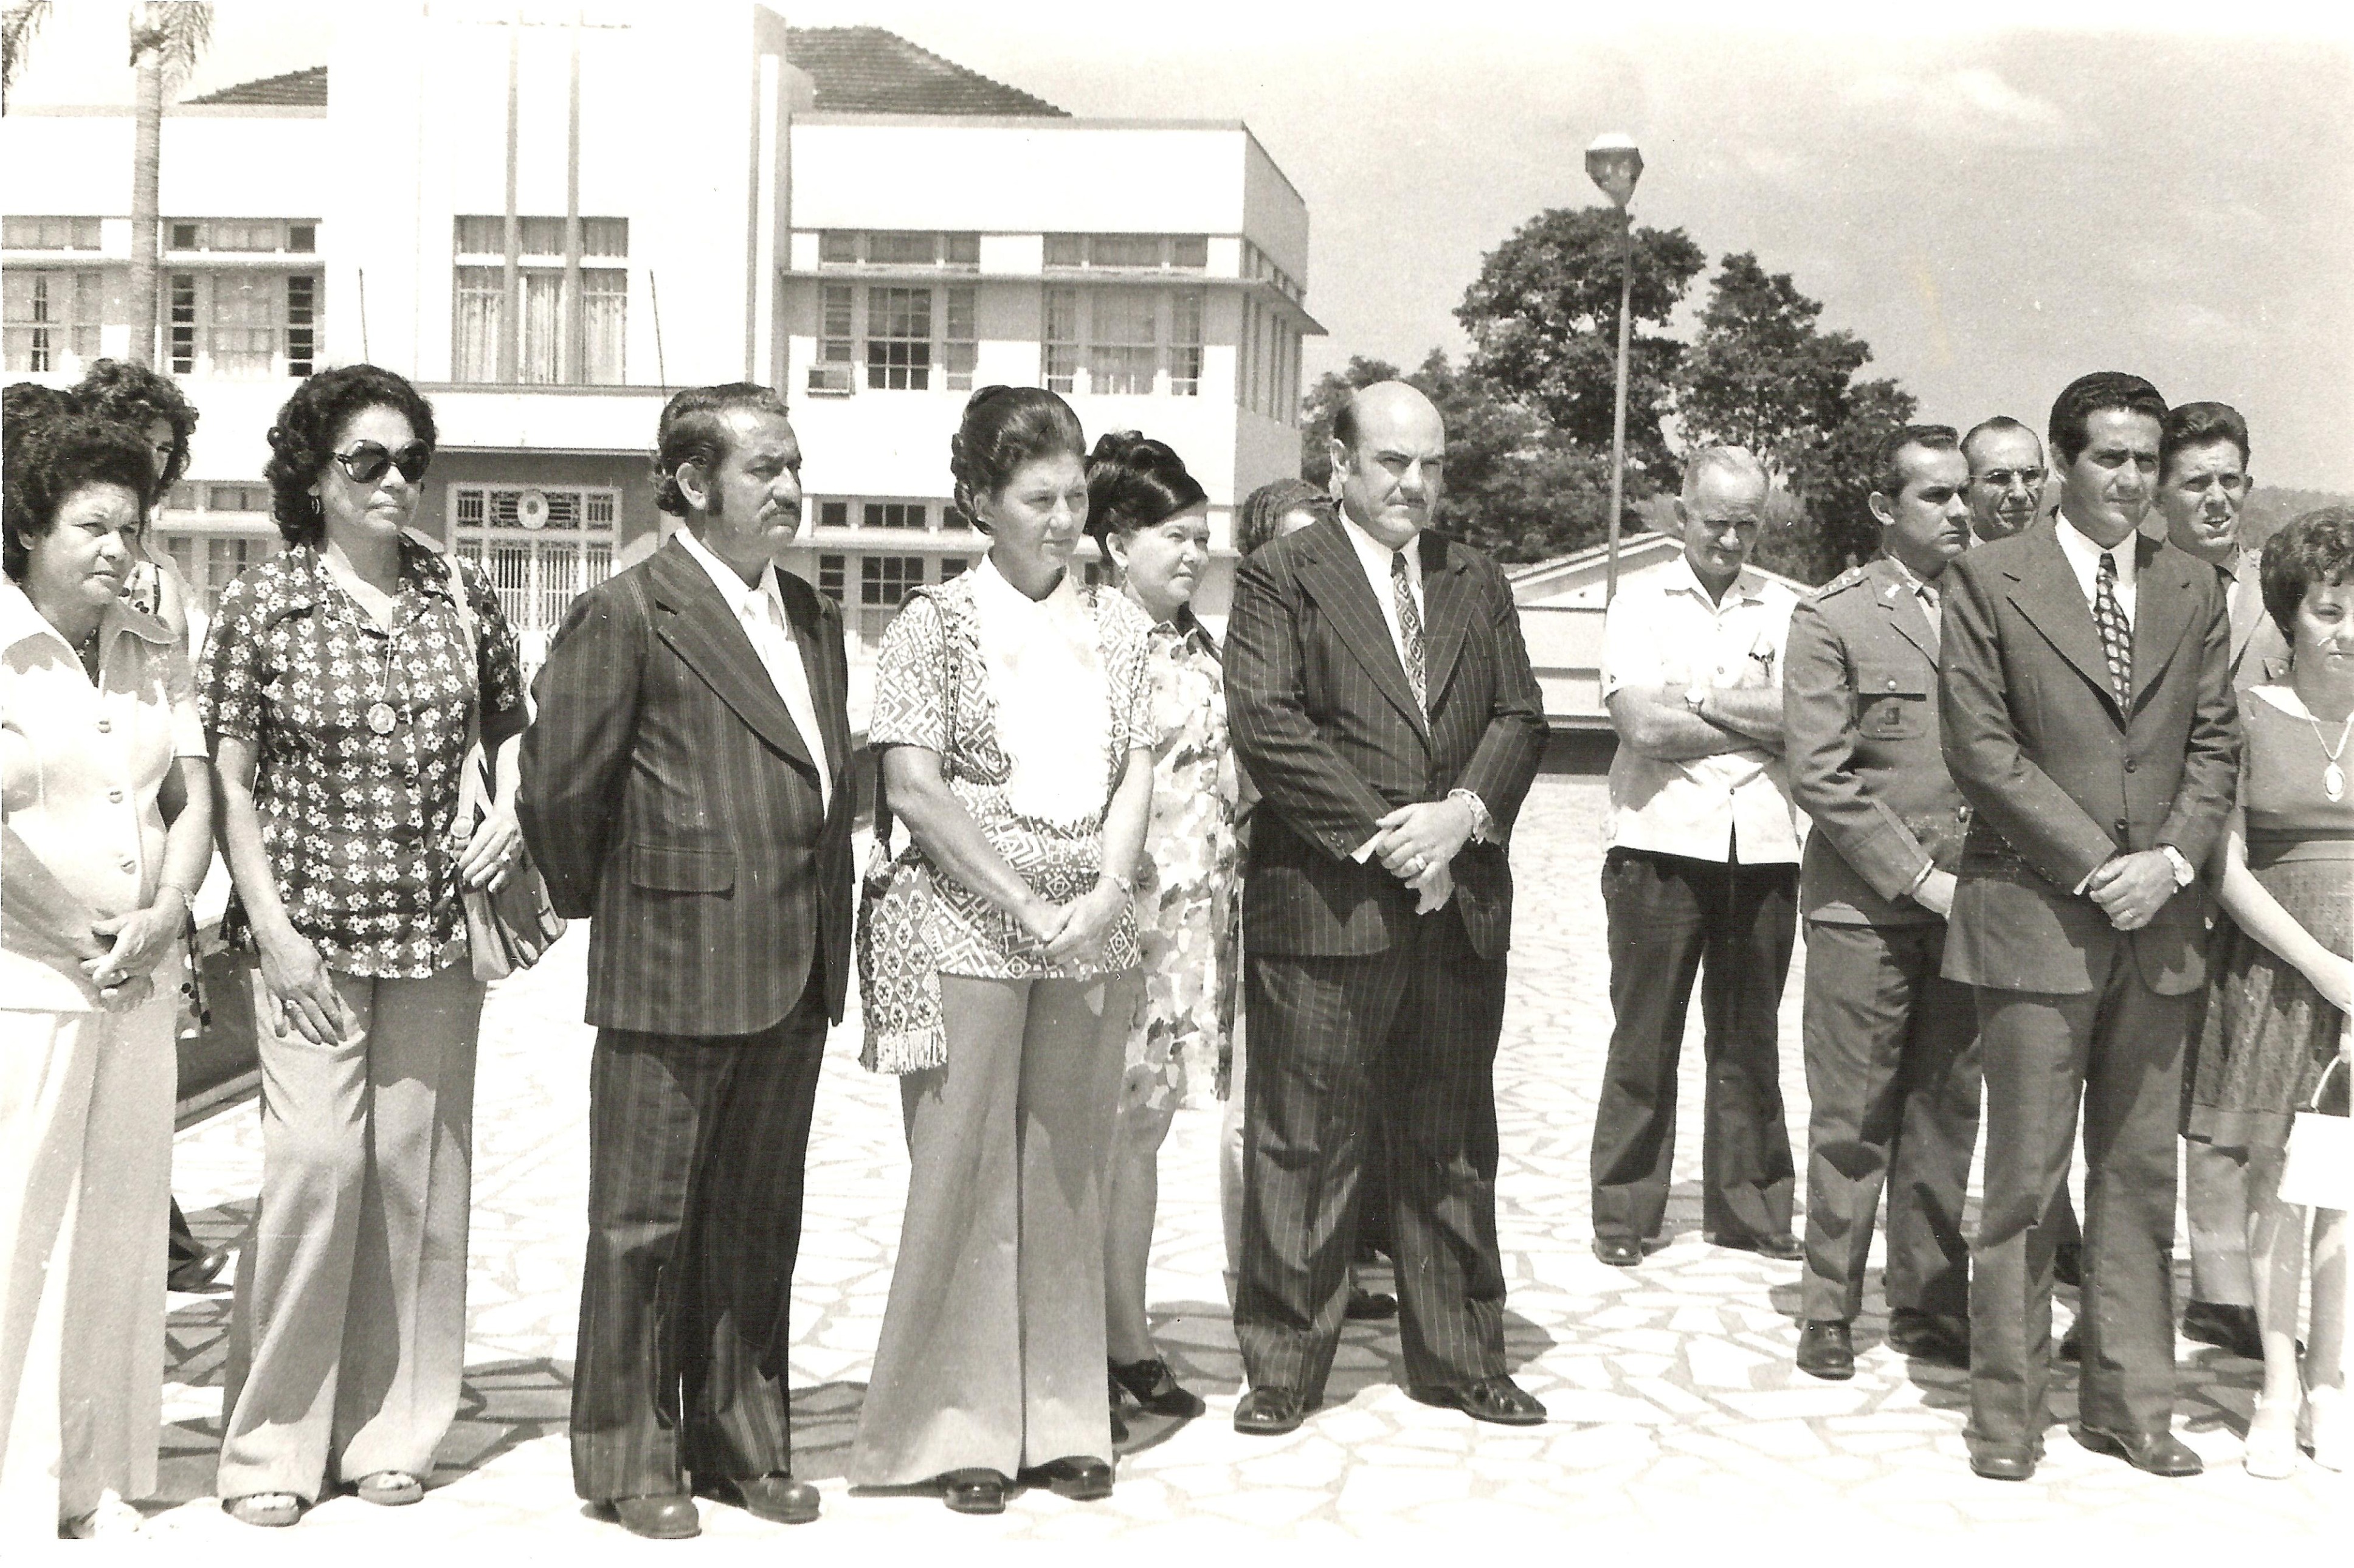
[1, 270, 102, 373]
[860, 554, 925, 606]
[865, 286, 932, 391]
[817, 554, 846, 602]
[863, 503, 926, 530]
[944, 285, 977, 392]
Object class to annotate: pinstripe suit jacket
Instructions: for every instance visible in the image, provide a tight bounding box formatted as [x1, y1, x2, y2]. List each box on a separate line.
[1226, 516, 1546, 962]
[519, 535, 855, 1037]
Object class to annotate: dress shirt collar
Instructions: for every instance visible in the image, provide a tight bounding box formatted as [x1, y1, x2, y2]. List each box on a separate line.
[968, 550, 1085, 625]
[1, 579, 174, 662]
[2052, 509, 2139, 601]
[1663, 551, 1765, 609]
[1336, 507, 1421, 591]
[1879, 551, 1943, 604]
[676, 525, 784, 623]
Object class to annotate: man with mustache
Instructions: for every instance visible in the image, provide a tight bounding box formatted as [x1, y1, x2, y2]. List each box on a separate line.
[520, 384, 854, 1536]
[1783, 426, 1981, 1380]
[1590, 446, 1804, 1268]
[1962, 416, 2048, 544]
[1939, 372, 2238, 1481]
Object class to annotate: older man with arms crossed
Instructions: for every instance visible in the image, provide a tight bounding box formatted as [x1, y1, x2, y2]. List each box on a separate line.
[1225, 381, 1547, 1435]
[1939, 372, 2238, 1481]
[520, 384, 854, 1536]
[1590, 447, 1805, 1268]
[1783, 426, 1981, 1381]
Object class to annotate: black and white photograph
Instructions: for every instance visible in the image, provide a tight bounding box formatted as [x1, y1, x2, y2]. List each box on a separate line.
[0, 0, 2347, 1552]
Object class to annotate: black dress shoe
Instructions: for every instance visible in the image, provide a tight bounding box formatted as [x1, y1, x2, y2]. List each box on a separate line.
[1592, 1237, 1642, 1268]
[696, 1471, 818, 1525]
[1969, 1445, 2038, 1482]
[1795, 1321, 1855, 1381]
[2180, 1300, 2263, 1361]
[2057, 1319, 2083, 1363]
[1412, 1374, 1547, 1426]
[1234, 1387, 1307, 1436]
[2053, 1242, 2083, 1290]
[2076, 1425, 2203, 1476]
[1018, 1457, 1113, 1501]
[604, 1493, 700, 1539]
[167, 1243, 232, 1293]
[1110, 1356, 1206, 1418]
[942, 1469, 1007, 1514]
[1704, 1231, 1805, 1262]
[1886, 1310, 1970, 1368]
[1109, 1400, 1128, 1445]
[1345, 1287, 1400, 1321]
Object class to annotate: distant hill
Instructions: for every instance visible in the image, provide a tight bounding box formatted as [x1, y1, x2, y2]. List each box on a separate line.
[2242, 487, 2353, 551]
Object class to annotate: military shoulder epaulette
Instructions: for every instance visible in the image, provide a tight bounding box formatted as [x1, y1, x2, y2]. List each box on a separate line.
[1810, 564, 1869, 601]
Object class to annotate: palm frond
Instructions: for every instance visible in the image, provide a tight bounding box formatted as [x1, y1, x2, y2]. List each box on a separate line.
[126, 1, 210, 85]
[2, 0, 56, 105]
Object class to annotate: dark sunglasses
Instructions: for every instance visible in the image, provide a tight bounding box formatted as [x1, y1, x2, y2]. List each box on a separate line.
[331, 440, 432, 486]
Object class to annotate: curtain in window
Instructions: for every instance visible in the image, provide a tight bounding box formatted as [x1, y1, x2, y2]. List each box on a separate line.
[1088, 287, 1158, 396]
[1043, 287, 1080, 393]
[582, 270, 626, 384]
[454, 266, 503, 382]
[209, 275, 277, 378]
[520, 270, 564, 384]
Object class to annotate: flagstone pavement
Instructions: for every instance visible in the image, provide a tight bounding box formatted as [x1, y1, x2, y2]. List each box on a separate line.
[138, 774, 2343, 1558]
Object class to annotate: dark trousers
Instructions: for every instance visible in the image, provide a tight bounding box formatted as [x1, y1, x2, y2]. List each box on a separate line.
[1798, 919, 1979, 1323]
[570, 962, 828, 1502]
[1590, 848, 1798, 1244]
[1967, 952, 2187, 1453]
[1235, 911, 1508, 1404]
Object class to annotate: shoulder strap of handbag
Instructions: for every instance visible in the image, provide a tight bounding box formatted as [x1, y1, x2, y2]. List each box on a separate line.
[875, 585, 964, 852]
[433, 545, 491, 826]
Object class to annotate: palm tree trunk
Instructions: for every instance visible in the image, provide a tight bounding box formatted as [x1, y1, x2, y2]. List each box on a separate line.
[129, 46, 163, 367]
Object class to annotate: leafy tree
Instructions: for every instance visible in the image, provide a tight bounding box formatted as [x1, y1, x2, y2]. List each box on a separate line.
[1454, 206, 1705, 483]
[1, 1, 54, 112]
[1755, 376, 1919, 583]
[1677, 252, 1867, 462]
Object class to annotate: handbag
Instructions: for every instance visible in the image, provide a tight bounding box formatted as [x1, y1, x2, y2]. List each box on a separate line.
[442, 556, 566, 982]
[2277, 1047, 2353, 1212]
[854, 770, 948, 1074]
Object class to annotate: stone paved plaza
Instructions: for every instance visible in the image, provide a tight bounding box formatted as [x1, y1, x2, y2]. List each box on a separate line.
[139, 774, 2344, 1556]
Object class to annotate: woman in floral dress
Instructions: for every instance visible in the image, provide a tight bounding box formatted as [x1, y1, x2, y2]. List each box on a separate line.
[1086, 433, 1240, 1426]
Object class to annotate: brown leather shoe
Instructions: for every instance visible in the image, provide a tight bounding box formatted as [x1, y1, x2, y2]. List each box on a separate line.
[1969, 1445, 2038, 1481]
[1796, 1321, 1855, 1381]
[942, 1469, 1007, 1514]
[2076, 1425, 2204, 1477]
[604, 1493, 699, 1539]
[2180, 1300, 2264, 1361]
[1234, 1387, 1308, 1435]
[697, 1471, 818, 1525]
[1412, 1374, 1547, 1426]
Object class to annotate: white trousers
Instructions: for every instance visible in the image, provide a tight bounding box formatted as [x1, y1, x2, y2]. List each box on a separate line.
[0, 994, 176, 1540]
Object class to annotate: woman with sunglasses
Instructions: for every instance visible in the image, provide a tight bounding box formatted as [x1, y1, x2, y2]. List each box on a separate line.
[200, 365, 525, 1527]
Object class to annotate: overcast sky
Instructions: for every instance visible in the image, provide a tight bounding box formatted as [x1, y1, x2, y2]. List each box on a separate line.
[13, 1, 2352, 488]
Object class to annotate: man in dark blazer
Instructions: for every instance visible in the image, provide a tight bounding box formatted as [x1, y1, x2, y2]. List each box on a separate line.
[1224, 381, 1548, 1437]
[519, 384, 854, 1537]
[1784, 426, 1981, 1383]
[1939, 372, 2238, 1482]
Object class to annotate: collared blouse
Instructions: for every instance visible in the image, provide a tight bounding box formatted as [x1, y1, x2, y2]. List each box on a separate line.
[2, 581, 206, 1012]
[197, 536, 524, 979]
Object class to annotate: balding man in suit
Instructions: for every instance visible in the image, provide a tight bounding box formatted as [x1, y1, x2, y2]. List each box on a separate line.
[1224, 381, 1547, 1437]
[1939, 372, 2238, 1482]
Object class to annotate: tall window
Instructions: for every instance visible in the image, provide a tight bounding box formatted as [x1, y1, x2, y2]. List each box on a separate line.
[2, 271, 102, 373]
[451, 216, 629, 385]
[817, 554, 846, 603]
[860, 555, 925, 607]
[155, 272, 316, 379]
[1041, 288, 1204, 398]
[810, 285, 973, 395]
[865, 287, 931, 390]
[944, 285, 976, 392]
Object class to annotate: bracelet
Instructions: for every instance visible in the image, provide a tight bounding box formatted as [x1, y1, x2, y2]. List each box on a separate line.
[1097, 868, 1136, 896]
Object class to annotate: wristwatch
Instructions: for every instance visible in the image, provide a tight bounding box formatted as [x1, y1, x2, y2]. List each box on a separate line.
[1447, 788, 1495, 845]
[2159, 844, 2196, 889]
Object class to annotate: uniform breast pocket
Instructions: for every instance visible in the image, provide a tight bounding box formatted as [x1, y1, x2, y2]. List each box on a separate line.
[1854, 665, 1929, 742]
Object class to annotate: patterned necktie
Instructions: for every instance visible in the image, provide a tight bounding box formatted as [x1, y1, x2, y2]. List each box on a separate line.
[2092, 550, 2132, 710]
[1391, 550, 1426, 710]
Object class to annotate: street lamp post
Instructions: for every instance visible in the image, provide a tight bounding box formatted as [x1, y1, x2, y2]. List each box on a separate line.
[1586, 133, 1643, 602]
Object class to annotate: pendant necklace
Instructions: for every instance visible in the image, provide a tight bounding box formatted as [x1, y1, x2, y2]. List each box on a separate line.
[2305, 705, 2354, 803]
[365, 616, 404, 736]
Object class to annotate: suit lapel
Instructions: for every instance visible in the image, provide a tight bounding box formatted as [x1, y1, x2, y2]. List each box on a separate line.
[781, 574, 853, 800]
[2004, 520, 2122, 720]
[2226, 551, 2262, 675]
[1418, 530, 1473, 713]
[1867, 556, 1938, 663]
[647, 539, 816, 775]
[1295, 517, 1429, 739]
[2128, 535, 2195, 714]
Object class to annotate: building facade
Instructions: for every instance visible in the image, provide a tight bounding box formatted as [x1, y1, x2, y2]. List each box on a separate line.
[2, 7, 1318, 683]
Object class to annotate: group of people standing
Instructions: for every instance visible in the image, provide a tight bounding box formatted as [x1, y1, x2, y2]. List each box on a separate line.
[1593, 375, 2348, 1483]
[1, 350, 2343, 1542]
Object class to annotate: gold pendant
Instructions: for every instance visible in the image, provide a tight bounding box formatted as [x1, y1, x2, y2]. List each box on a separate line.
[368, 702, 397, 736]
[2327, 762, 2346, 803]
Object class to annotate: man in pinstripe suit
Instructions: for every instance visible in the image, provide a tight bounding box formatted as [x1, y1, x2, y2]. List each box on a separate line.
[519, 385, 854, 1536]
[1225, 381, 1548, 1436]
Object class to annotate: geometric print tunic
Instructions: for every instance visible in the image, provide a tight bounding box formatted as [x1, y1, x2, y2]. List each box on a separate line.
[198, 534, 524, 978]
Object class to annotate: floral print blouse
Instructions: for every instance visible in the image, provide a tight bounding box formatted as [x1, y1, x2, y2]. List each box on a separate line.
[198, 536, 524, 978]
[1123, 607, 1241, 1111]
[869, 562, 1154, 981]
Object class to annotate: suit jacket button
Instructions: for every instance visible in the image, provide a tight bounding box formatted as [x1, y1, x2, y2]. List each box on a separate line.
[2124, 758, 2137, 772]
[1886, 678, 1898, 689]
[2115, 820, 2128, 834]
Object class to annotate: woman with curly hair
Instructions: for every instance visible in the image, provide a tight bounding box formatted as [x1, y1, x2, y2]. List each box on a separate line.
[1, 406, 214, 1539]
[201, 365, 526, 1526]
[71, 358, 201, 646]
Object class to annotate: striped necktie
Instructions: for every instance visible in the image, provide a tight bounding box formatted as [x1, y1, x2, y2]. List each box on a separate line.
[1391, 550, 1426, 710]
[2091, 550, 2131, 710]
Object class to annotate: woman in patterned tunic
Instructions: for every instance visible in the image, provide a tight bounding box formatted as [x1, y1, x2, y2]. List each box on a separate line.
[849, 387, 1155, 1514]
[1085, 432, 1238, 1427]
[201, 366, 526, 1527]
[2186, 508, 2354, 1476]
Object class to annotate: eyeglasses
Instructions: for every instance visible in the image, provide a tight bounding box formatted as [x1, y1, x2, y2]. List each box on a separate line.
[331, 440, 432, 486]
[1975, 468, 2046, 490]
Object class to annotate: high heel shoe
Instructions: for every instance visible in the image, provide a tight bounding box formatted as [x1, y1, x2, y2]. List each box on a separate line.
[2303, 1383, 2344, 1473]
[2245, 1395, 2300, 1479]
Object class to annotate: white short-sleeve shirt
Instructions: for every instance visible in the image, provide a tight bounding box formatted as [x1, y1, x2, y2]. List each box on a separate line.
[1600, 556, 1801, 865]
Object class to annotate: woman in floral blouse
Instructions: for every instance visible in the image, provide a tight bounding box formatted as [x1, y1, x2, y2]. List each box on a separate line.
[1084, 432, 1238, 1428]
[199, 365, 525, 1528]
[849, 387, 1154, 1516]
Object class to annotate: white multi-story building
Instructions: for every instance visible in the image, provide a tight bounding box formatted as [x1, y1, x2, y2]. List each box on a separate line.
[2, 7, 1319, 675]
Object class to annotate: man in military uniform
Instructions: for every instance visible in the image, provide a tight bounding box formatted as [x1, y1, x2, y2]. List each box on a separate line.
[1782, 425, 1982, 1379]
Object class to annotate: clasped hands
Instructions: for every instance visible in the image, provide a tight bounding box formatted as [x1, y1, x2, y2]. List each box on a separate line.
[1358, 797, 1476, 915]
[83, 887, 187, 1013]
[1015, 879, 1130, 967]
[2085, 849, 2178, 931]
